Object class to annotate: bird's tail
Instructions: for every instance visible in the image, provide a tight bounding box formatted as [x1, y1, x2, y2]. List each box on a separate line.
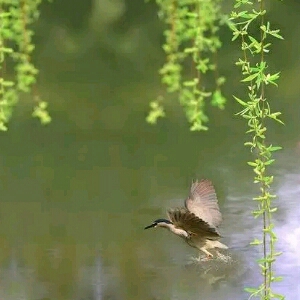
[212, 240, 228, 249]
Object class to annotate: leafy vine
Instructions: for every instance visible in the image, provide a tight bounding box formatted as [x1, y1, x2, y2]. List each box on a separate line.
[230, 0, 284, 298]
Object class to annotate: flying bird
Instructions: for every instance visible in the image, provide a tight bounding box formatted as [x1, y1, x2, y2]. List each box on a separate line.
[144, 179, 228, 259]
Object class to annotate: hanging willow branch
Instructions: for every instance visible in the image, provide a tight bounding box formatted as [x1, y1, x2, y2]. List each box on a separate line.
[0, 0, 50, 131]
[147, 0, 226, 131]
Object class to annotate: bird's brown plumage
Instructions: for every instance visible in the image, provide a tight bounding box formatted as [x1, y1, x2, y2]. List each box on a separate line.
[185, 179, 222, 229]
[167, 208, 220, 239]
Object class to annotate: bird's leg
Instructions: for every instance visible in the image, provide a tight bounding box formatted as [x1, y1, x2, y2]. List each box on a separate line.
[199, 247, 214, 261]
[200, 247, 213, 257]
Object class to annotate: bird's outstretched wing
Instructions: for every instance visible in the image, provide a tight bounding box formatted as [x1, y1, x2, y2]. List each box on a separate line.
[185, 179, 222, 228]
[167, 208, 220, 239]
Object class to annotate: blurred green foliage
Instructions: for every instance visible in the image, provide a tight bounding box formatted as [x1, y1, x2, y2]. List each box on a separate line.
[0, 0, 50, 131]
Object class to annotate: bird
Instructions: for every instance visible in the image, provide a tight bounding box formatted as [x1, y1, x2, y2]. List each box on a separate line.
[144, 179, 228, 259]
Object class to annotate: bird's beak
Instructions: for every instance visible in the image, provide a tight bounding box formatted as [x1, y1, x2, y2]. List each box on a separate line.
[144, 223, 156, 230]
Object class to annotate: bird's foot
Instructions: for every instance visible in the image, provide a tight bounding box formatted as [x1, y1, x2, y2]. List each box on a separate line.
[194, 254, 213, 262]
[203, 254, 213, 261]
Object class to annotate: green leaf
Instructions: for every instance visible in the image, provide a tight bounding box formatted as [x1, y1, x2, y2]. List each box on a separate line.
[32, 101, 52, 125]
[1, 80, 14, 87]
[0, 122, 8, 131]
[233, 95, 247, 106]
[184, 47, 198, 54]
[244, 287, 259, 294]
[0, 47, 13, 53]
[146, 99, 165, 124]
[271, 276, 283, 282]
[252, 210, 263, 218]
[250, 238, 262, 245]
[241, 72, 259, 82]
[270, 293, 285, 300]
[265, 159, 275, 165]
[183, 79, 198, 87]
[211, 90, 226, 109]
[269, 146, 282, 152]
[244, 142, 254, 147]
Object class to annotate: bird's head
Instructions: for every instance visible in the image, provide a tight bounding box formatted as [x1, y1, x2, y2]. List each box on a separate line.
[144, 218, 173, 230]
